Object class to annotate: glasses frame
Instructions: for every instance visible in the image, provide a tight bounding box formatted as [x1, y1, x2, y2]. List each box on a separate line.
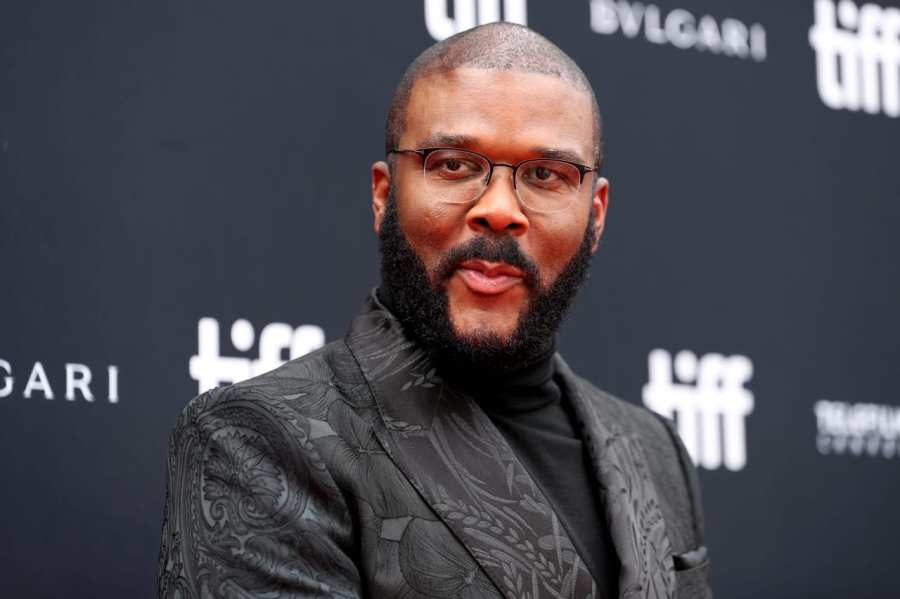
[388, 147, 601, 211]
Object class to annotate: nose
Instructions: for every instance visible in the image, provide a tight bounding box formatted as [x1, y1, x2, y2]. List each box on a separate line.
[465, 165, 529, 236]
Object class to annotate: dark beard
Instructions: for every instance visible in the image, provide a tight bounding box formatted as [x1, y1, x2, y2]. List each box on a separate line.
[378, 190, 595, 372]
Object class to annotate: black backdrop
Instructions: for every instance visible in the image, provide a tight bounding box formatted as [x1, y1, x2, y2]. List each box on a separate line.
[2, 1, 899, 597]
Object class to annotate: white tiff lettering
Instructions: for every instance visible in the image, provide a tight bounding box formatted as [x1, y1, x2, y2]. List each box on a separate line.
[643, 349, 755, 471]
[424, 0, 527, 41]
[189, 318, 326, 393]
[809, 0, 900, 116]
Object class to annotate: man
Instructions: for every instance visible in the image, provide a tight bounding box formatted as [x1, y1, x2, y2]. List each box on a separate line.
[158, 23, 712, 599]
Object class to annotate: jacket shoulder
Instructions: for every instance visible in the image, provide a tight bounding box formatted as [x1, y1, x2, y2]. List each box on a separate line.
[159, 339, 364, 596]
[574, 375, 707, 553]
[178, 338, 372, 428]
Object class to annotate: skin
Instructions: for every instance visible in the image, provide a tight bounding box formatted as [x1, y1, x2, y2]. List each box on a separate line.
[371, 67, 609, 343]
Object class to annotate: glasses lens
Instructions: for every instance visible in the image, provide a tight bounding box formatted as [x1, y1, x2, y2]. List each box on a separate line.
[516, 160, 583, 213]
[422, 149, 489, 204]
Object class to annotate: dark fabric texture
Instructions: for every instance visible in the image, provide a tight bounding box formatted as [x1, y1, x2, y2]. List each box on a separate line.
[482, 390, 621, 599]
[381, 284, 619, 597]
[449, 346, 620, 599]
[157, 294, 713, 598]
[674, 561, 713, 599]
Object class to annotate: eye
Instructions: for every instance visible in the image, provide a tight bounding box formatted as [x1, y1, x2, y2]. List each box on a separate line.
[433, 157, 477, 176]
[442, 159, 463, 172]
[520, 160, 580, 190]
[522, 164, 564, 184]
[532, 166, 557, 181]
[425, 152, 485, 180]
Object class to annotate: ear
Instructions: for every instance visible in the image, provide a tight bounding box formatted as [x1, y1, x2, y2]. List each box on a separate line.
[371, 160, 391, 234]
[590, 176, 609, 254]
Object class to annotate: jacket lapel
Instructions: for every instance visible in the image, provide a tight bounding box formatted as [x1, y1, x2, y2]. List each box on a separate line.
[345, 298, 598, 599]
[555, 357, 676, 599]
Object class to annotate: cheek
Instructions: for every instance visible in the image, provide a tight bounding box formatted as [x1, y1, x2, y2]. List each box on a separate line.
[530, 214, 589, 285]
[397, 192, 467, 271]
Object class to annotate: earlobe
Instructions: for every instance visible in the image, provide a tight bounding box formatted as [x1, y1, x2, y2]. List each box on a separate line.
[371, 160, 391, 234]
[591, 177, 609, 253]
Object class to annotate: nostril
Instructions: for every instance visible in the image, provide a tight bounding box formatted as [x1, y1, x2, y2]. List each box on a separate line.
[473, 216, 491, 230]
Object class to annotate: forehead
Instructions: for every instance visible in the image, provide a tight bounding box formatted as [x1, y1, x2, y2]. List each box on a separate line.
[402, 67, 595, 162]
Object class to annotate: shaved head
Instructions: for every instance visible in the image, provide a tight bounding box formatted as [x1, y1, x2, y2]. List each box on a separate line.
[385, 22, 603, 166]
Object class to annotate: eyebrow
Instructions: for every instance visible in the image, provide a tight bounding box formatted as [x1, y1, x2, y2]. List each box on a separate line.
[415, 133, 590, 166]
[529, 146, 590, 166]
[417, 133, 478, 148]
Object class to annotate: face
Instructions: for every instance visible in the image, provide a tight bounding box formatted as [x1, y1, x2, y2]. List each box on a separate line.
[372, 68, 608, 362]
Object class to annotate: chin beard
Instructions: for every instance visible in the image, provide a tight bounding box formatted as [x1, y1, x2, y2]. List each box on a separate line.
[377, 189, 595, 372]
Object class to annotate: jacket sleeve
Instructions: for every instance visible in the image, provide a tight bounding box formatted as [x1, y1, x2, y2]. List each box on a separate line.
[157, 385, 362, 598]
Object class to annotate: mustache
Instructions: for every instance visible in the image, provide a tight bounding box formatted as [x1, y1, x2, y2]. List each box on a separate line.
[434, 236, 540, 289]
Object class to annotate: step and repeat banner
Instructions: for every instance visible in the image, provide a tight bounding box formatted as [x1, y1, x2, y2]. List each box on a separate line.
[2, 1, 898, 597]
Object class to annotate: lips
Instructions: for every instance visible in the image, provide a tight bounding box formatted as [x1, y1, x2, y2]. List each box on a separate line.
[455, 259, 525, 295]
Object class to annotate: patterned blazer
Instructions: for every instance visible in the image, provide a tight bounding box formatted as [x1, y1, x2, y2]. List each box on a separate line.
[158, 296, 713, 598]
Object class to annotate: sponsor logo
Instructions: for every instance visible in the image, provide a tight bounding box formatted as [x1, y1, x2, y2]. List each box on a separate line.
[643, 349, 754, 471]
[0, 359, 119, 403]
[189, 317, 326, 393]
[815, 400, 900, 457]
[424, 0, 527, 41]
[809, 0, 900, 117]
[590, 0, 767, 61]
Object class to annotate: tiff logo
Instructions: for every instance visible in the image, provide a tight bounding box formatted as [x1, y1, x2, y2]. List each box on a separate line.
[643, 349, 754, 471]
[425, 0, 527, 41]
[189, 317, 325, 393]
[809, 0, 900, 117]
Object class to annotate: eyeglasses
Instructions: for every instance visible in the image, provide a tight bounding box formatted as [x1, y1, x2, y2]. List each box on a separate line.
[389, 147, 600, 214]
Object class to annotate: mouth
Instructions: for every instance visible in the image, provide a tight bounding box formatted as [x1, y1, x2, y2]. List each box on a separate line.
[455, 259, 525, 295]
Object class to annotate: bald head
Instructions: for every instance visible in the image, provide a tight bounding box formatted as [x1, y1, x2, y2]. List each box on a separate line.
[385, 23, 603, 166]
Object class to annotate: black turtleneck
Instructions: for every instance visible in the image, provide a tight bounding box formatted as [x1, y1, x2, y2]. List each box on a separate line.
[376, 288, 620, 598]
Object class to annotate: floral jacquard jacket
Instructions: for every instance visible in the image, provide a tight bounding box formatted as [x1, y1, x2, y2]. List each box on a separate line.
[158, 295, 713, 599]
